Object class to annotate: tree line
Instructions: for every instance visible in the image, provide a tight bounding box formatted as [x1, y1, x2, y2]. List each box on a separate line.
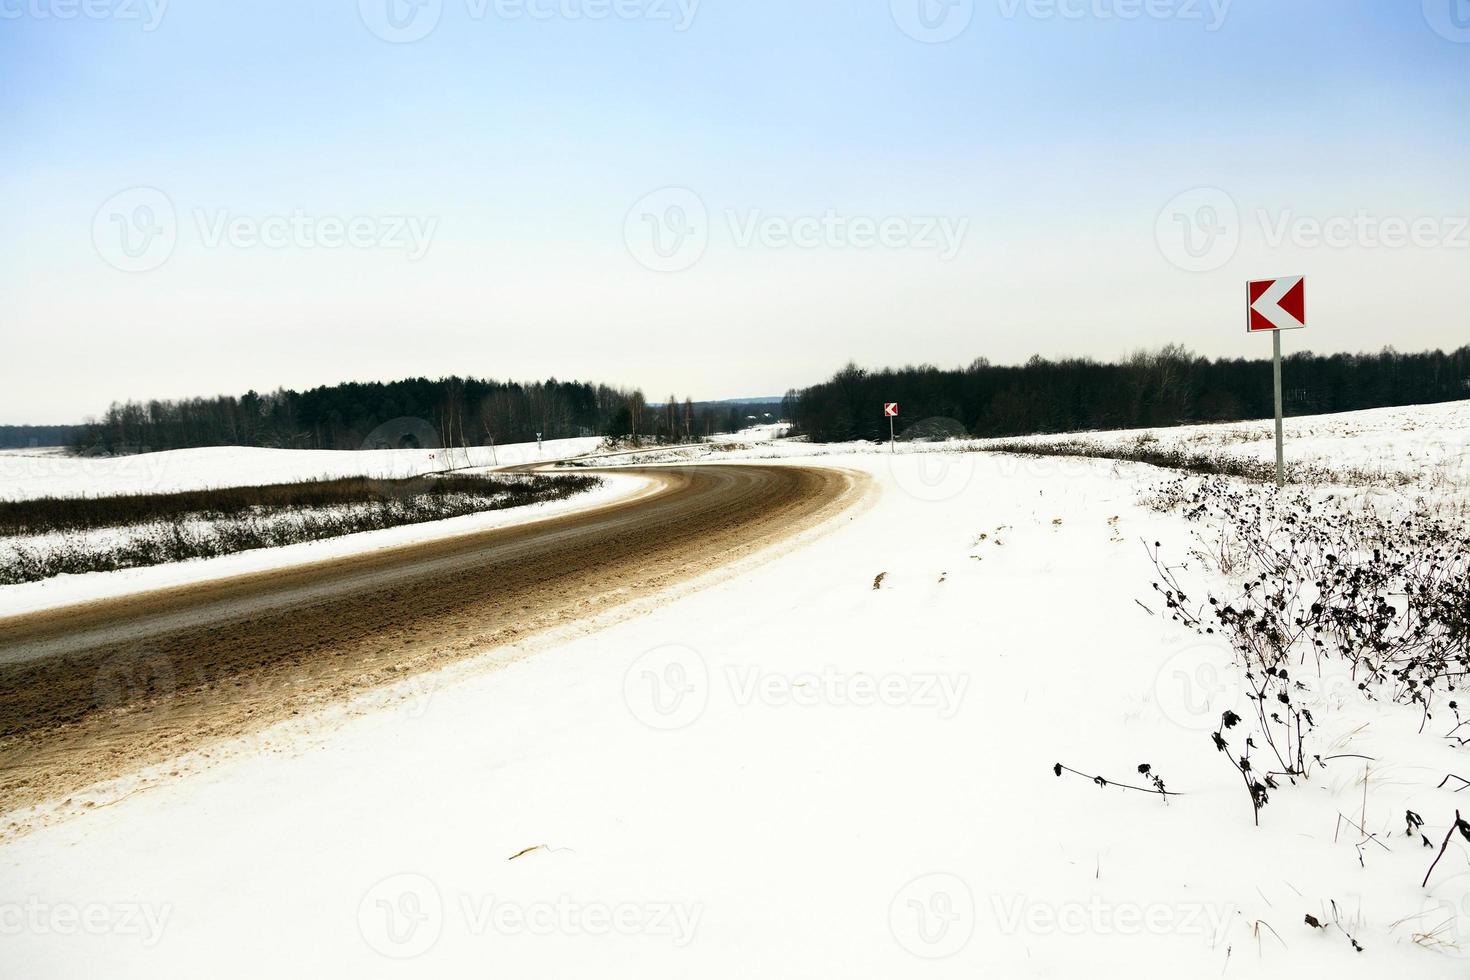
[71, 377, 724, 454]
[0, 426, 83, 450]
[64, 344, 1470, 454]
[789, 345, 1470, 442]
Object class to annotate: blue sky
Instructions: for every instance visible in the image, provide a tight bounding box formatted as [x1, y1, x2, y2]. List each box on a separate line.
[2, 0, 1468, 421]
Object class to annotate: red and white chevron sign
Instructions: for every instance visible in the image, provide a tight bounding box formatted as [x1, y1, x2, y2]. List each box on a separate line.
[884, 403, 899, 418]
[1247, 276, 1306, 333]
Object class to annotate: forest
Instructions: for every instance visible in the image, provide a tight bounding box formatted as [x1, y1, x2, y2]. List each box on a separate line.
[58, 344, 1470, 454]
[787, 345, 1470, 442]
[69, 377, 717, 454]
[0, 426, 82, 450]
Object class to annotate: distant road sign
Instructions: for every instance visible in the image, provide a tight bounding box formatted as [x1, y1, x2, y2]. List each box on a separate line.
[1247, 276, 1306, 333]
[884, 403, 899, 417]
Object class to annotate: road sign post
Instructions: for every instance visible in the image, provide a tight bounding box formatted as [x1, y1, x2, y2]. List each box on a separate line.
[884, 403, 899, 454]
[1272, 330, 1284, 486]
[1247, 276, 1306, 488]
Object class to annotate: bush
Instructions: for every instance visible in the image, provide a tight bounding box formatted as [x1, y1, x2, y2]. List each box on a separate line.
[1149, 477, 1470, 823]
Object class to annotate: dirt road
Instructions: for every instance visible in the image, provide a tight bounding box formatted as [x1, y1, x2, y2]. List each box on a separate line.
[0, 464, 865, 822]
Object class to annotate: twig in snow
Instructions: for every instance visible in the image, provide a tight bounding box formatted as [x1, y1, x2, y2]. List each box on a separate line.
[1422, 810, 1470, 888]
[1052, 763, 1182, 797]
[1252, 919, 1287, 953]
[508, 843, 576, 860]
[1332, 813, 1390, 852]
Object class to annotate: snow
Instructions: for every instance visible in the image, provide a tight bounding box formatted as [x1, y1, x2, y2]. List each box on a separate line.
[4, 403, 1470, 977]
[970, 399, 1470, 489]
[709, 422, 791, 444]
[0, 437, 606, 501]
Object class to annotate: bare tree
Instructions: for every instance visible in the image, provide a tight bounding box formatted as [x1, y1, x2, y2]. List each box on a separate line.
[629, 391, 646, 444]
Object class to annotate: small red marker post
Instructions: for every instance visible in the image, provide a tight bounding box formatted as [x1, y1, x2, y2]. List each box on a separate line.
[884, 402, 899, 454]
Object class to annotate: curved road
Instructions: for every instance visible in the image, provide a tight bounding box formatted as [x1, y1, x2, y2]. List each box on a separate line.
[0, 464, 865, 817]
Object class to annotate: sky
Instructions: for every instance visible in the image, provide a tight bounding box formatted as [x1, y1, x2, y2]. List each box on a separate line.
[1, 0, 1468, 423]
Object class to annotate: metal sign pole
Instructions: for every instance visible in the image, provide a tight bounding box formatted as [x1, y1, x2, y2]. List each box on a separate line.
[889, 413, 895, 454]
[1272, 330, 1285, 487]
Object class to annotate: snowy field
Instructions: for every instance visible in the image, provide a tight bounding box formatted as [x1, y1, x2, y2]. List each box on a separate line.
[0, 427, 782, 504]
[975, 400, 1470, 489]
[0, 437, 605, 501]
[596, 401, 1470, 492]
[4, 404, 1470, 977]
